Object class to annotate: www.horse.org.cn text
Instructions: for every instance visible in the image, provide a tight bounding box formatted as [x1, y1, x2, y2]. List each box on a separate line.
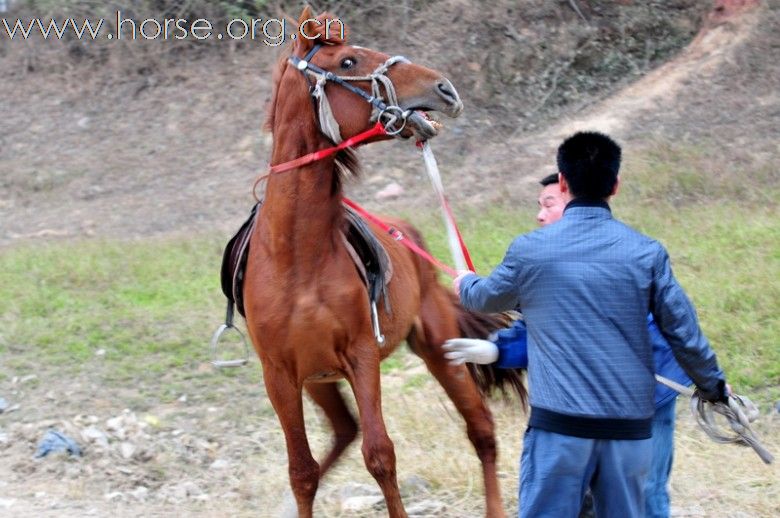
[1, 12, 345, 46]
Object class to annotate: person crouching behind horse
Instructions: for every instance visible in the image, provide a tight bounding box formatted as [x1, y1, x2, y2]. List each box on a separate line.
[447, 132, 729, 518]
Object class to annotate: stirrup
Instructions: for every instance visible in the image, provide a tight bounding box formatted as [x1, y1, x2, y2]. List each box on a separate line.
[210, 324, 249, 368]
[370, 300, 385, 347]
[210, 302, 249, 368]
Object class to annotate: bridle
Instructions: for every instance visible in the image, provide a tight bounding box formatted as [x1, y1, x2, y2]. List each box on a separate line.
[252, 42, 474, 279]
[253, 43, 417, 188]
[289, 43, 414, 141]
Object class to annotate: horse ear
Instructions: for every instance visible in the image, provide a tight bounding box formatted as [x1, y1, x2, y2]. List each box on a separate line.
[293, 7, 348, 54]
[294, 5, 316, 54]
[297, 5, 314, 26]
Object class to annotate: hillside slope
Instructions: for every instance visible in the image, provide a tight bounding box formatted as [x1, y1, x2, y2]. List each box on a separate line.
[0, 0, 776, 243]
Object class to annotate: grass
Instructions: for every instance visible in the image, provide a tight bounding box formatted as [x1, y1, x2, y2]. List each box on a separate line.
[0, 139, 778, 401]
[0, 200, 777, 399]
[0, 237, 228, 390]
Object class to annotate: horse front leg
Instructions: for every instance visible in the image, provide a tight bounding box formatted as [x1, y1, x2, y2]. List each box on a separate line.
[346, 345, 408, 518]
[263, 365, 319, 518]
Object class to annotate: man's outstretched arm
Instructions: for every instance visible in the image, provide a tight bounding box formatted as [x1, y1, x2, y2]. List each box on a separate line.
[457, 238, 524, 313]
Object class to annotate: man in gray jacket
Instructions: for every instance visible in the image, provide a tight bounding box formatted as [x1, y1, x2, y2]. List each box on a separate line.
[455, 132, 728, 517]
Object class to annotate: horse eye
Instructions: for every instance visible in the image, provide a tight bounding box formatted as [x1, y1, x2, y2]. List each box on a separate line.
[340, 57, 357, 69]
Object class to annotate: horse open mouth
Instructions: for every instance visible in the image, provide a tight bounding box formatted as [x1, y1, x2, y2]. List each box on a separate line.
[406, 109, 444, 140]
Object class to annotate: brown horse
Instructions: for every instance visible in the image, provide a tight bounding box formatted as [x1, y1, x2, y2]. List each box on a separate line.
[245, 7, 525, 517]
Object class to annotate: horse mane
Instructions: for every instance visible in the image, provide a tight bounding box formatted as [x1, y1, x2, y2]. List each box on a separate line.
[263, 12, 358, 193]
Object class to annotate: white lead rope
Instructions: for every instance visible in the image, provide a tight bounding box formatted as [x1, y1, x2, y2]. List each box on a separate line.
[655, 374, 774, 464]
[420, 141, 468, 272]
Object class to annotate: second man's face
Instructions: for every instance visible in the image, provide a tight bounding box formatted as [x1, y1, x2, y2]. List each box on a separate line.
[536, 184, 566, 227]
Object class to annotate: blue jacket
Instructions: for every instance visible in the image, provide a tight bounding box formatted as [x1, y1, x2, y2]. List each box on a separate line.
[492, 315, 692, 408]
[460, 200, 725, 440]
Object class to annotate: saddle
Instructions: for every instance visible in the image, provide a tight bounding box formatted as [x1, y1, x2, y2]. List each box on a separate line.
[220, 202, 392, 331]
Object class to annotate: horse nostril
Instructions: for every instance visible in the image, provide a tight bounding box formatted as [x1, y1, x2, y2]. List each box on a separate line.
[436, 80, 459, 105]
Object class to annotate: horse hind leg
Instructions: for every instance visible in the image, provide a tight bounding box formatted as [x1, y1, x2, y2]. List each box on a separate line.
[263, 366, 320, 518]
[305, 381, 359, 477]
[345, 345, 408, 518]
[410, 292, 507, 518]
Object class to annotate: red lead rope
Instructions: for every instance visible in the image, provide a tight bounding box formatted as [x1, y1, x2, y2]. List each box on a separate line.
[255, 122, 470, 278]
[341, 197, 459, 278]
[253, 122, 388, 197]
[270, 122, 387, 174]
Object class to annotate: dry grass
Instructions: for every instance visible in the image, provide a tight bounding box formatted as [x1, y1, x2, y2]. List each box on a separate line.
[241, 351, 780, 517]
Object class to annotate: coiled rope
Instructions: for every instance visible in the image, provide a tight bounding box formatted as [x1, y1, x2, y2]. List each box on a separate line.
[655, 374, 774, 464]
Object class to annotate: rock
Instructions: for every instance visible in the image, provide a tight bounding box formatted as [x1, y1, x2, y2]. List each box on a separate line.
[65, 465, 83, 478]
[177, 394, 187, 403]
[401, 474, 431, 495]
[341, 495, 385, 512]
[0, 398, 8, 413]
[94, 349, 106, 356]
[209, 458, 229, 470]
[104, 492, 123, 502]
[277, 490, 298, 518]
[74, 415, 99, 426]
[0, 432, 8, 446]
[19, 374, 38, 384]
[81, 427, 109, 449]
[175, 481, 203, 499]
[375, 182, 404, 201]
[407, 499, 446, 516]
[119, 442, 136, 459]
[0, 498, 15, 509]
[338, 482, 381, 499]
[130, 486, 149, 501]
[671, 504, 706, 516]
[142, 415, 160, 428]
[106, 416, 123, 431]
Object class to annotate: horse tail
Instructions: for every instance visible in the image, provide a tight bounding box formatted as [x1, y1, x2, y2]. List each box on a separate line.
[450, 292, 528, 407]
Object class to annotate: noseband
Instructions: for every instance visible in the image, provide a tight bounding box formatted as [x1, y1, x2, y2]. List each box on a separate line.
[289, 44, 412, 142]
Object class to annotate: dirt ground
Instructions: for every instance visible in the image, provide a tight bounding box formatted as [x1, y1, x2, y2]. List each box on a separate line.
[1, 1, 779, 517]
[1, 354, 778, 517]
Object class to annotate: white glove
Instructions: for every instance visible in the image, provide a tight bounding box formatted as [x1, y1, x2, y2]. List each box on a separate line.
[442, 338, 499, 366]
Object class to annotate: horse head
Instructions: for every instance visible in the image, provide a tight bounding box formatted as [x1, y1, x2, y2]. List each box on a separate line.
[267, 7, 463, 143]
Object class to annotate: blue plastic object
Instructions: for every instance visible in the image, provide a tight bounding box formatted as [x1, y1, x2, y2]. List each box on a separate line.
[35, 429, 83, 458]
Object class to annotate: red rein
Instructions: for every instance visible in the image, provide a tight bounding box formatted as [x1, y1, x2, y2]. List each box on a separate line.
[256, 123, 471, 278]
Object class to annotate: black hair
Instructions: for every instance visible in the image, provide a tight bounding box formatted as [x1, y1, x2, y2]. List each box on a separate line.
[556, 132, 621, 199]
[539, 173, 559, 186]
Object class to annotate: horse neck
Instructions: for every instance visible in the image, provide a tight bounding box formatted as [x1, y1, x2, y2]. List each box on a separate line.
[262, 103, 343, 266]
